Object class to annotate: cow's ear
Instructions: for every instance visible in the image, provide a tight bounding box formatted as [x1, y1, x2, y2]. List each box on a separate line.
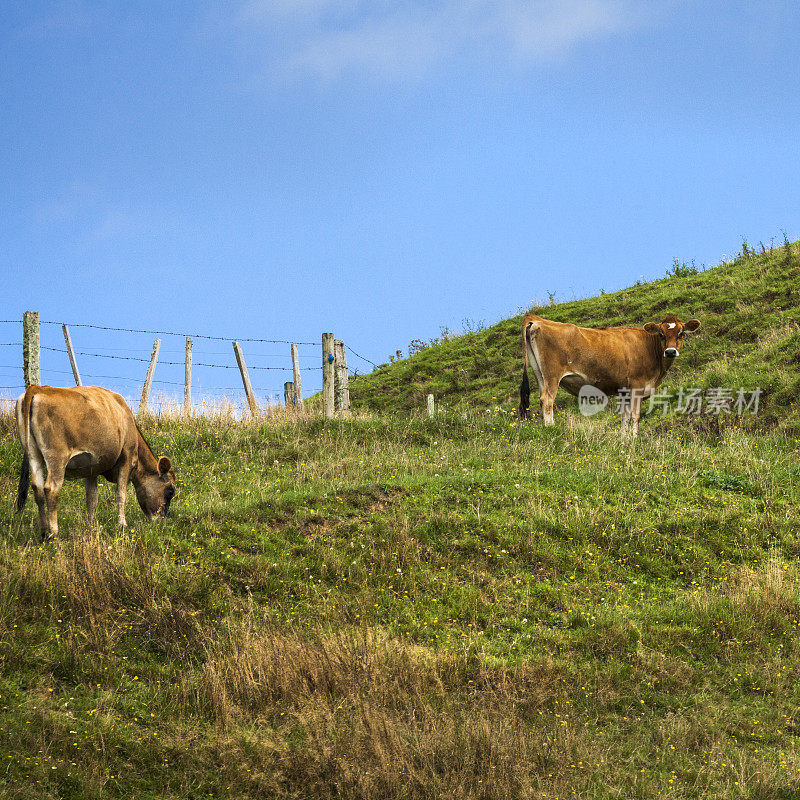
[683, 319, 701, 332]
[643, 322, 660, 334]
[158, 457, 172, 475]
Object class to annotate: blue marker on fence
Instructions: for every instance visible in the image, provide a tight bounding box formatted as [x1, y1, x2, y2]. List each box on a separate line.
[328, 353, 335, 364]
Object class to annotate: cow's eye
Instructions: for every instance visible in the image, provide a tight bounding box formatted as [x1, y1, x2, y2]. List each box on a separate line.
[678, 331, 685, 338]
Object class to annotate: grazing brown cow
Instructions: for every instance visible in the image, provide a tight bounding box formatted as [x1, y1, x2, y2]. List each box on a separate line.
[15, 386, 176, 539]
[519, 314, 701, 435]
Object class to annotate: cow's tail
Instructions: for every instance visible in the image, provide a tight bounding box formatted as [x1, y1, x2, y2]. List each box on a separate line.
[519, 317, 539, 419]
[15, 388, 34, 513]
[520, 369, 530, 419]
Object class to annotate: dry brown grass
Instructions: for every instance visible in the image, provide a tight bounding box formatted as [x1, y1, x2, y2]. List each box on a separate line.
[139, 391, 365, 425]
[0, 528, 200, 658]
[757, 322, 800, 347]
[191, 614, 583, 799]
[689, 558, 800, 623]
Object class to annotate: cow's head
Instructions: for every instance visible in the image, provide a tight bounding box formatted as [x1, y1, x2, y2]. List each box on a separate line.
[644, 316, 701, 359]
[134, 456, 176, 520]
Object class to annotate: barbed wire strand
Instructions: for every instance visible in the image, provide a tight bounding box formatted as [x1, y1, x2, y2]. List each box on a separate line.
[4, 338, 305, 358]
[40, 345, 319, 371]
[346, 345, 379, 368]
[40, 319, 321, 346]
[0, 367, 301, 394]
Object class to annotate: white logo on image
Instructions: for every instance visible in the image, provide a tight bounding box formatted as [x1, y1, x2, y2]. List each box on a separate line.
[578, 385, 608, 416]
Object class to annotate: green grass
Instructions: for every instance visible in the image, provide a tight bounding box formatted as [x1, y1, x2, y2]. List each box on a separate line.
[2, 408, 800, 799]
[2, 242, 800, 798]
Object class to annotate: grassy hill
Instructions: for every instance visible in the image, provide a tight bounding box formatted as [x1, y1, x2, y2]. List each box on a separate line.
[1, 240, 800, 799]
[350, 240, 800, 427]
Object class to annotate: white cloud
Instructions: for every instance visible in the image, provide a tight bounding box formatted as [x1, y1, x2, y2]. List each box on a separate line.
[499, 0, 637, 60]
[284, 9, 455, 80]
[237, 0, 647, 80]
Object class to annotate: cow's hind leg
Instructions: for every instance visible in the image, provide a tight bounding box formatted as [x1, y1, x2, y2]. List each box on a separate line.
[43, 461, 67, 540]
[523, 331, 557, 424]
[541, 380, 559, 426]
[32, 484, 47, 539]
[26, 439, 49, 539]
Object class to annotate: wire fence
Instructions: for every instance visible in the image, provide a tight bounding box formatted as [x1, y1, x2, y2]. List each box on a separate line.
[0, 317, 380, 410]
[38, 319, 321, 346]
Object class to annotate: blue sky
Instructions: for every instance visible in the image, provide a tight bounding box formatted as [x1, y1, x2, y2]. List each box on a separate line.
[3, 1, 799, 404]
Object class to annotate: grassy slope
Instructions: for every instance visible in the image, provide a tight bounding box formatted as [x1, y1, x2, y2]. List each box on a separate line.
[1, 243, 799, 799]
[349, 242, 800, 425]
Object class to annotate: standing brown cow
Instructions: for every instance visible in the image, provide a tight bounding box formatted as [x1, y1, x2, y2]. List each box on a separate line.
[15, 386, 176, 539]
[520, 314, 701, 435]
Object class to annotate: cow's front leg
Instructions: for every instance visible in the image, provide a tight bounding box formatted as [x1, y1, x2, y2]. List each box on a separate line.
[116, 481, 128, 527]
[115, 466, 133, 527]
[621, 392, 643, 437]
[85, 477, 99, 525]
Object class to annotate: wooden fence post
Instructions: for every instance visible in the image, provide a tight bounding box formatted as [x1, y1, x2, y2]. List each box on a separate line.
[232, 341, 258, 417]
[62, 324, 82, 386]
[184, 337, 192, 418]
[334, 339, 350, 414]
[322, 333, 334, 419]
[22, 311, 40, 387]
[139, 339, 161, 415]
[284, 381, 295, 407]
[427, 394, 435, 417]
[291, 343, 303, 409]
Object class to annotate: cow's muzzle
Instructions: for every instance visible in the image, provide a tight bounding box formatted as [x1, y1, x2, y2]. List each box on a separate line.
[664, 348, 678, 358]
